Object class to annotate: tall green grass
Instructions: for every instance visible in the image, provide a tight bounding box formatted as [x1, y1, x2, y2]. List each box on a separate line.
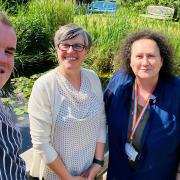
[75, 7, 180, 76]
[2, 2, 179, 77]
[10, 0, 75, 76]
[26, 0, 75, 36]
[75, 12, 132, 74]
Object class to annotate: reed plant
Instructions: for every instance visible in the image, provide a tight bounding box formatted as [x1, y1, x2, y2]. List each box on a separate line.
[75, 11, 132, 74]
[0, 0, 7, 12]
[75, 7, 180, 76]
[1, 1, 179, 77]
[9, 0, 75, 76]
[26, 0, 75, 36]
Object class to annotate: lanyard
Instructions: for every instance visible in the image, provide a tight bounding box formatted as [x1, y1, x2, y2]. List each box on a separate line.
[130, 80, 156, 142]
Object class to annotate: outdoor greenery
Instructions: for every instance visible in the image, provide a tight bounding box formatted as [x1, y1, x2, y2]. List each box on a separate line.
[75, 8, 180, 75]
[133, 0, 180, 19]
[3, 0, 179, 77]
[0, 0, 179, 118]
[11, 0, 75, 76]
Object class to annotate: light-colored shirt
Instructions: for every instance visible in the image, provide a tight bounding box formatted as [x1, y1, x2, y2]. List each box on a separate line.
[28, 68, 106, 179]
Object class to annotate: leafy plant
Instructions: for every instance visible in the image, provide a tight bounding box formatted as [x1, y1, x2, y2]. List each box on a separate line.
[0, 72, 43, 120]
[75, 8, 180, 76]
[0, 0, 29, 14]
[10, 0, 75, 76]
[134, 0, 180, 19]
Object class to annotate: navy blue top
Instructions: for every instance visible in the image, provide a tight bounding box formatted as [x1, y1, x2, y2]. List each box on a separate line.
[104, 70, 180, 180]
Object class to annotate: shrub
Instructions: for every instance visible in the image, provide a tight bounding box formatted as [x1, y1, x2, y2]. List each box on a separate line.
[0, 0, 8, 12]
[27, 0, 75, 35]
[0, 0, 30, 14]
[75, 10, 131, 74]
[14, 17, 50, 55]
[75, 8, 180, 77]
[10, 0, 75, 76]
[134, 0, 180, 19]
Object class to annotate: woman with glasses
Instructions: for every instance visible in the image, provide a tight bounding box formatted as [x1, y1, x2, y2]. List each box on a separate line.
[28, 24, 106, 180]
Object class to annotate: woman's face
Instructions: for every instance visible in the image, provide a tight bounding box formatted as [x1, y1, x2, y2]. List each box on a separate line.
[130, 38, 163, 81]
[56, 34, 89, 72]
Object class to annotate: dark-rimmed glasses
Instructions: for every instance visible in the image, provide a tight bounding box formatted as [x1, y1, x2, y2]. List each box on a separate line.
[59, 43, 86, 52]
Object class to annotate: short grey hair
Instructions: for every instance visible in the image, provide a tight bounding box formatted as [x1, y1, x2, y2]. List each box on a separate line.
[54, 23, 92, 49]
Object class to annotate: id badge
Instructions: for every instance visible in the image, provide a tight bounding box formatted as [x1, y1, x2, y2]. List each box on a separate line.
[125, 142, 138, 161]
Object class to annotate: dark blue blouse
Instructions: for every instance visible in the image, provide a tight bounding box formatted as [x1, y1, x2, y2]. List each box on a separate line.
[0, 102, 27, 180]
[104, 70, 180, 180]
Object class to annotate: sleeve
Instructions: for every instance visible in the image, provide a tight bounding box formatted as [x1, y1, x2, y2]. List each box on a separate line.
[96, 110, 106, 143]
[91, 71, 107, 143]
[28, 79, 58, 164]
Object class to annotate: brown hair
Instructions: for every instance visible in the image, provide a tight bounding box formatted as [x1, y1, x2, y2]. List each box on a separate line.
[116, 30, 173, 79]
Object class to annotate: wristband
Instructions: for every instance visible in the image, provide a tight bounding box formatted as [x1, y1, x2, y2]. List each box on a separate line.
[93, 158, 104, 167]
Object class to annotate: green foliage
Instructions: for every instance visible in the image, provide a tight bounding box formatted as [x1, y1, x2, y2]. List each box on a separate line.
[0, 0, 7, 12]
[76, 4, 89, 15]
[14, 18, 49, 55]
[0, 97, 27, 120]
[27, 0, 75, 35]
[9, 0, 75, 76]
[134, 0, 180, 19]
[1, 0, 180, 79]
[99, 73, 112, 90]
[11, 75, 41, 99]
[0, 0, 29, 14]
[133, 0, 157, 12]
[0, 73, 42, 120]
[12, 15, 50, 75]
[0, 3, 179, 121]
[75, 11, 131, 74]
[74, 8, 180, 76]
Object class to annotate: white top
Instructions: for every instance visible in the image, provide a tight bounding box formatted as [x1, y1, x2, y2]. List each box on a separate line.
[28, 68, 106, 179]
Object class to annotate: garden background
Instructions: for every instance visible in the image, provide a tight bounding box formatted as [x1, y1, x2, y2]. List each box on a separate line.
[0, 0, 180, 121]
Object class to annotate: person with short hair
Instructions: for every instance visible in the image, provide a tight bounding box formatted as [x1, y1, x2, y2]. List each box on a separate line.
[28, 23, 106, 180]
[0, 12, 27, 180]
[104, 30, 180, 180]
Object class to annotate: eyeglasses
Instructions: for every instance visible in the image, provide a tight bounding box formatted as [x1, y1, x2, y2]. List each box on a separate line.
[59, 43, 86, 52]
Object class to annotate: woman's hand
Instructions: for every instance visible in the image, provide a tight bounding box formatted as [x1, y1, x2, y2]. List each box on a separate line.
[65, 176, 86, 180]
[80, 164, 102, 180]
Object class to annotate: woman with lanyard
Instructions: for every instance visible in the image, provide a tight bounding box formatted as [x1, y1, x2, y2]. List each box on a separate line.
[104, 30, 180, 180]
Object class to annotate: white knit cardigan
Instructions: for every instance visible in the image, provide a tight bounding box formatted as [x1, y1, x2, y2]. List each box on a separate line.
[28, 67, 106, 179]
